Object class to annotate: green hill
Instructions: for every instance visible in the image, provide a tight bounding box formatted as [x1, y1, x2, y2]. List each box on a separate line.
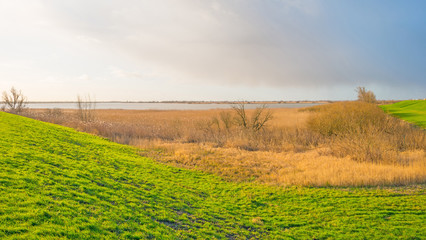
[380, 100, 426, 128]
[0, 112, 425, 239]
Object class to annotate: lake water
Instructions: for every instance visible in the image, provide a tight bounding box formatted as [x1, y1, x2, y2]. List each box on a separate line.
[26, 102, 321, 110]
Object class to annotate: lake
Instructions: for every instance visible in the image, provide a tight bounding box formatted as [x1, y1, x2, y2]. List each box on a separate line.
[26, 102, 322, 110]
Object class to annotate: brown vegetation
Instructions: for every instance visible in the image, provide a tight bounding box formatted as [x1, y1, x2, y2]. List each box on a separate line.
[24, 102, 426, 187]
[2, 87, 27, 113]
[356, 86, 377, 103]
[307, 102, 425, 164]
[76, 95, 96, 122]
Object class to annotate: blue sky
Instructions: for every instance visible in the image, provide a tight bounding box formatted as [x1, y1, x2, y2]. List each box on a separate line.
[0, 0, 425, 101]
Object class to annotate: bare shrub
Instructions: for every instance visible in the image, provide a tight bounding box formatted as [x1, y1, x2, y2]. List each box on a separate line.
[232, 102, 249, 128]
[250, 105, 274, 132]
[21, 108, 71, 126]
[77, 95, 96, 122]
[356, 86, 377, 103]
[198, 103, 275, 151]
[2, 87, 27, 113]
[307, 101, 385, 136]
[232, 102, 273, 132]
[307, 101, 426, 164]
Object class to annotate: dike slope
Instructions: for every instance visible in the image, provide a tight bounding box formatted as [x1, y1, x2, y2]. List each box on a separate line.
[381, 100, 426, 128]
[0, 112, 425, 239]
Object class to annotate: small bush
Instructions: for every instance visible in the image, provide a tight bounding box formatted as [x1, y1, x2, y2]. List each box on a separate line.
[307, 102, 385, 136]
[307, 101, 426, 164]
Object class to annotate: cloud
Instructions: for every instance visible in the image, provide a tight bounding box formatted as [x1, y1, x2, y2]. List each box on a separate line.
[35, 1, 337, 86]
[35, 0, 426, 93]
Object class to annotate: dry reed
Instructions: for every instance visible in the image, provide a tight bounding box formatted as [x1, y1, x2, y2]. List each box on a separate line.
[307, 102, 426, 164]
[23, 102, 426, 187]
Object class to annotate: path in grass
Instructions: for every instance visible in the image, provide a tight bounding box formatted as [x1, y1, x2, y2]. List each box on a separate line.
[0, 112, 425, 239]
[381, 100, 426, 128]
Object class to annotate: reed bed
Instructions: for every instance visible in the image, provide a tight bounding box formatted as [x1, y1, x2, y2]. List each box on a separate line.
[23, 102, 426, 187]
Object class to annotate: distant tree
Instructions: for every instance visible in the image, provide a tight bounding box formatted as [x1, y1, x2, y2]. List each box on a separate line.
[76, 94, 96, 122]
[356, 86, 377, 103]
[2, 87, 27, 113]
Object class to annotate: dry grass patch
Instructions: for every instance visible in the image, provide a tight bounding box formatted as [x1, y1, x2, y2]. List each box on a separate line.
[135, 139, 425, 187]
[307, 101, 426, 164]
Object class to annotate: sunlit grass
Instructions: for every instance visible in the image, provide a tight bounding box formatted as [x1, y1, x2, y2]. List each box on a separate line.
[380, 100, 426, 128]
[1, 111, 425, 238]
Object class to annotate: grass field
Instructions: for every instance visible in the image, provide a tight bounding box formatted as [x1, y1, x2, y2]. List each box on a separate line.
[1, 111, 426, 239]
[380, 100, 426, 128]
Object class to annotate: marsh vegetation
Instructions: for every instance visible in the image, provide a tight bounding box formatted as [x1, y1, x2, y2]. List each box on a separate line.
[24, 100, 426, 187]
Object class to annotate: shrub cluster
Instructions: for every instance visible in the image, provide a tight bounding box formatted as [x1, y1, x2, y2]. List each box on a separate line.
[307, 101, 425, 164]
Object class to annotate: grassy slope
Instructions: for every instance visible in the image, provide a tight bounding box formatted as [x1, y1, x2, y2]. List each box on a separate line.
[380, 100, 426, 128]
[0, 112, 425, 239]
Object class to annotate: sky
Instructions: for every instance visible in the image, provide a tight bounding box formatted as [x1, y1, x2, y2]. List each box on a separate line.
[0, 0, 425, 101]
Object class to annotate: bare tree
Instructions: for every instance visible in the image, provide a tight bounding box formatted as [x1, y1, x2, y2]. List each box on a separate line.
[251, 105, 273, 132]
[356, 86, 377, 103]
[232, 102, 249, 128]
[77, 94, 96, 122]
[2, 87, 27, 113]
[232, 102, 273, 132]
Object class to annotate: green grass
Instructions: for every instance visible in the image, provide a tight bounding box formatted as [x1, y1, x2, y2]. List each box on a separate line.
[0, 112, 425, 239]
[381, 100, 426, 128]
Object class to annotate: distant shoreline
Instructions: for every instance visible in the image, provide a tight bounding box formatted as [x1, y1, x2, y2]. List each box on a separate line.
[26, 100, 334, 104]
[24, 102, 325, 110]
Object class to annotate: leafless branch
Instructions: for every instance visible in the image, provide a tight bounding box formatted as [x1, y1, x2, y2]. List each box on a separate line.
[2, 87, 27, 113]
[76, 94, 96, 122]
